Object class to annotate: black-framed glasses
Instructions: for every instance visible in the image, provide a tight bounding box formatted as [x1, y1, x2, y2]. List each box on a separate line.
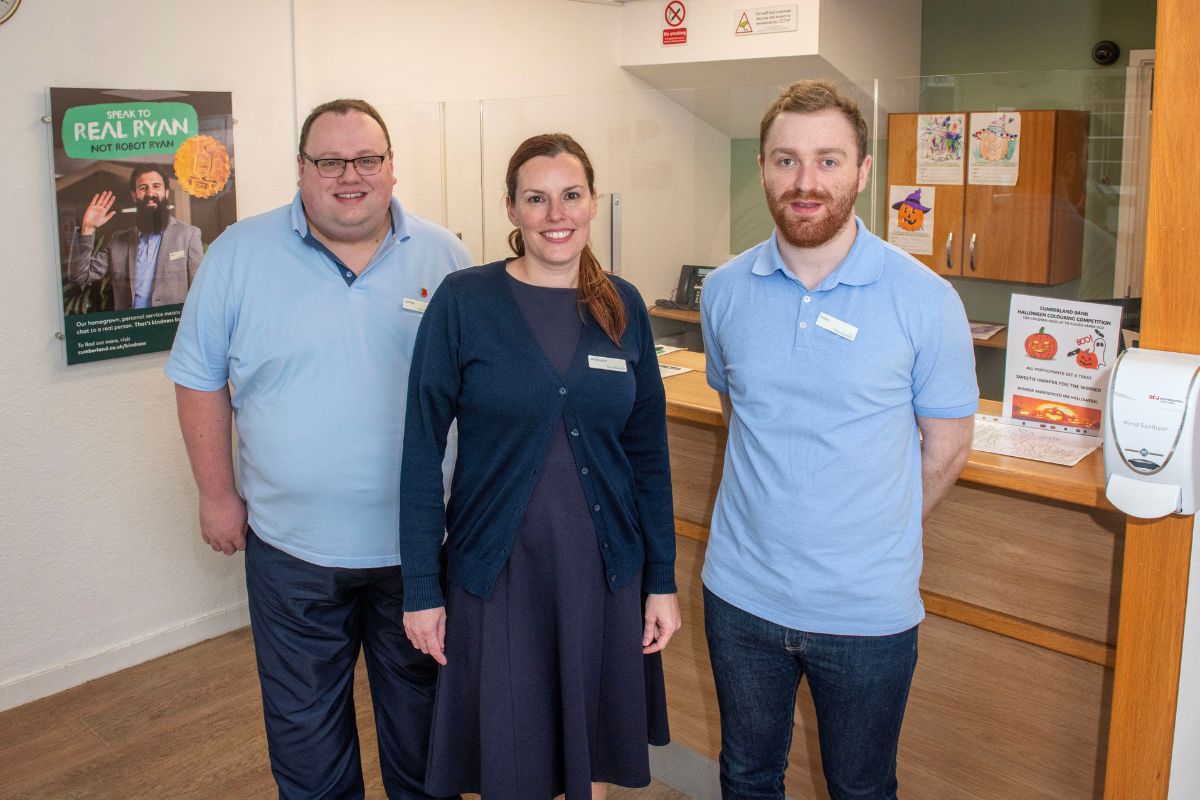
[301, 151, 391, 178]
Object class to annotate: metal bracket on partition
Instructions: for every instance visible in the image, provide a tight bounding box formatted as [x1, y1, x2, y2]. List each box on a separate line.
[609, 192, 622, 275]
[41, 115, 51, 124]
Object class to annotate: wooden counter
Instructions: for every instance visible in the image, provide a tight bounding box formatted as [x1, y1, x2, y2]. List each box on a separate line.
[651, 308, 1010, 350]
[648, 306, 701, 325]
[658, 349, 1111, 510]
[656, 348, 1122, 799]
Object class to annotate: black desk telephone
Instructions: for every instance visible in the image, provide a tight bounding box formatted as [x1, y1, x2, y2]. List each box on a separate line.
[673, 265, 713, 310]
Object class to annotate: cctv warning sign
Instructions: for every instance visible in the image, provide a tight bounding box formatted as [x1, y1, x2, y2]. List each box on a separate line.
[734, 5, 798, 36]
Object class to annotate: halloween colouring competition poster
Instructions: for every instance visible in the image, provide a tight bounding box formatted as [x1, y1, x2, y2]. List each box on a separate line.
[49, 87, 236, 365]
[887, 185, 935, 256]
[1002, 294, 1123, 434]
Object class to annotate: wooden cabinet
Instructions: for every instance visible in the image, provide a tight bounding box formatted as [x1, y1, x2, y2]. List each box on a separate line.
[887, 110, 1089, 285]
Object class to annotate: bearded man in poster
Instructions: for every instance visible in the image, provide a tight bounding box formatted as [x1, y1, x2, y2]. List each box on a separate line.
[67, 164, 203, 310]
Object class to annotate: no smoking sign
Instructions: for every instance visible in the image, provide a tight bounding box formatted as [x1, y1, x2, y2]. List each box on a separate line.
[662, 0, 687, 45]
[664, 0, 685, 26]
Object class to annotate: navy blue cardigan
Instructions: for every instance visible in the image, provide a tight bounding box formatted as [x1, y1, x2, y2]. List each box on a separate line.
[399, 260, 677, 611]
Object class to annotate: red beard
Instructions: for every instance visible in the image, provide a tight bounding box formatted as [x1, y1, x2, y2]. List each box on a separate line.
[766, 185, 857, 249]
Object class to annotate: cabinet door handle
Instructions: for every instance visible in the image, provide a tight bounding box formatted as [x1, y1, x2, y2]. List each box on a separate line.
[969, 233, 977, 272]
[945, 232, 954, 271]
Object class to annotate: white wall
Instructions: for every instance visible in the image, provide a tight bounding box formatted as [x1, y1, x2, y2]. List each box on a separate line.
[0, 0, 298, 711]
[0, 0, 732, 710]
[292, 0, 733, 299]
[818, 0, 923, 85]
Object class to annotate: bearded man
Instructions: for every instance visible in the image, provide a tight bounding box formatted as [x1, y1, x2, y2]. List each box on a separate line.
[67, 165, 203, 309]
[699, 81, 978, 800]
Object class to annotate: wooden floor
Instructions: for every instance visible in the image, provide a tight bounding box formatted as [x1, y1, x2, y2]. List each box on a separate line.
[0, 628, 689, 800]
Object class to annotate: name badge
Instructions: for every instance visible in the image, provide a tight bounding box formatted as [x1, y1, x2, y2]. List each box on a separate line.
[816, 312, 858, 342]
[168, 250, 186, 261]
[402, 298, 428, 313]
[588, 355, 628, 372]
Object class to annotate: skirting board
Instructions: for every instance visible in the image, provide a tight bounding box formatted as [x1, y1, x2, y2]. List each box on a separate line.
[0, 603, 251, 712]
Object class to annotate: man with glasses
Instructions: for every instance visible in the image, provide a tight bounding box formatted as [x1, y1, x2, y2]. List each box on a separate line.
[167, 98, 470, 799]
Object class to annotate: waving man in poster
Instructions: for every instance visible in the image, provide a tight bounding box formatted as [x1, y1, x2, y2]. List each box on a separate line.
[67, 164, 203, 309]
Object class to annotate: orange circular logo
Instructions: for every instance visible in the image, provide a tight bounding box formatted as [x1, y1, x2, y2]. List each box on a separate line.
[174, 134, 231, 199]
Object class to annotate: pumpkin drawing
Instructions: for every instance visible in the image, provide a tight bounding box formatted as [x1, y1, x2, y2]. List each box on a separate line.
[1024, 328, 1057, 359]
[973, 115, 1019, 162]
[891, 188, 931, 233]
[897, 203, 924, 231]
[1075, 350, 1099, 369]
[977, 127, 1008, 161]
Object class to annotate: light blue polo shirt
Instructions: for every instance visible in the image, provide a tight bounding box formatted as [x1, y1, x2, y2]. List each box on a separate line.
[701, 219, 978, 635]
[166, 193, 471, 568]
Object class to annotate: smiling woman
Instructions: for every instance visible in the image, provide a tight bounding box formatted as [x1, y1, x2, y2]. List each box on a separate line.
[506, 151, 597, 274]
[502, 133, 627, 345]
[399, 134, 682, 800]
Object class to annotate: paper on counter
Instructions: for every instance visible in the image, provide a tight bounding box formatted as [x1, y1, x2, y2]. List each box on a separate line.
[971, 414, 1099, 467]
[655, 345, 686, 356]
[659, 364, 693, 379]
[970, 322, 1005, 340]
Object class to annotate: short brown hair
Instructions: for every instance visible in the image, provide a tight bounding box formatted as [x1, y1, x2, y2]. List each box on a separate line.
[759, 81, 869, 164]
[298, 98, 392, 154]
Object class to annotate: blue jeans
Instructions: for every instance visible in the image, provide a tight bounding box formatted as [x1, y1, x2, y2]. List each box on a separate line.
[246, 531, 457, 800]
[703, 587, 918, 800]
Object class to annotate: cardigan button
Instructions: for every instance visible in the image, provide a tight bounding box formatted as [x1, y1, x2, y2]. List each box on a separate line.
[593, 504, 601, 512]
[559, 387, 567, 395]
[581, 467, 589, 475]
[570, 429, 579, 436]
[609, 575, 616, 582]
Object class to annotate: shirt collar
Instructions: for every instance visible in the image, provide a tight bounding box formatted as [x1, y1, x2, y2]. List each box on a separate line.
[289, 192, 408, 243]
[751, 217, 884, 290]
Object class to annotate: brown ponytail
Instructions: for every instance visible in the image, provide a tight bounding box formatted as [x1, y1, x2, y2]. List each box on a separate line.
[505, 133, 627, 345]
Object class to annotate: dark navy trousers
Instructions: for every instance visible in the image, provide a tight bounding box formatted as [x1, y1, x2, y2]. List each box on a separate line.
[245, 531, 456, 800]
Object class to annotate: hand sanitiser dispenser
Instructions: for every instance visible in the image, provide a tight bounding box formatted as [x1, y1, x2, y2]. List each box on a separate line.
[1104, 348, 1200, 518]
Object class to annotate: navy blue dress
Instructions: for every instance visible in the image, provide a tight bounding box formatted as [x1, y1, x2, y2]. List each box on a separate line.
[422, 273, 670, 799]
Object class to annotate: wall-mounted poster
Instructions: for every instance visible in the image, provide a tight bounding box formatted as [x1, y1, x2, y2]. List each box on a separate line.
[915, 114, 964, 184]
[968, 111, 1020, 186]
[887, 185, 935, 256]
[49, 87, 236, 365]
